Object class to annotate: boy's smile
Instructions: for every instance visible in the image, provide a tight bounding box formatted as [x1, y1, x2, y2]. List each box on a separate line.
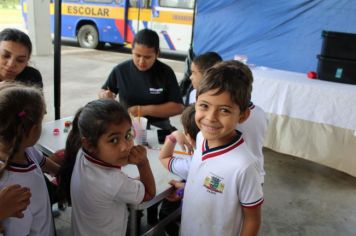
[195, 89, 249, 148]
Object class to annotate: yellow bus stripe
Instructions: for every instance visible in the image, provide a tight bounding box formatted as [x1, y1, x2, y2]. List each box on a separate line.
[127, 9, 193, 25]
[47, 4, 192, 25]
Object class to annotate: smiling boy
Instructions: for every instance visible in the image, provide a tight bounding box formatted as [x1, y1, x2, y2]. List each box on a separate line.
[171, 60, 263, 236]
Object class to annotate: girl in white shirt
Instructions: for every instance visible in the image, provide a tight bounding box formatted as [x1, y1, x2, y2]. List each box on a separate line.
[0, 82, 58, 235]
[58, 99, 156, 236]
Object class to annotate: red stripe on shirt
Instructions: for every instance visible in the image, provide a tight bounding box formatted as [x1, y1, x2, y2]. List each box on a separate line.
[84, 153, 121, 169]
[242, 198, 264, 208]
[202, 138, 244, 161]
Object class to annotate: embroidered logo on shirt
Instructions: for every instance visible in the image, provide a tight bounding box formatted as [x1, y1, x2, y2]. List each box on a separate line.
[149, 88, 163, 94]
[203, 173, 224, 194]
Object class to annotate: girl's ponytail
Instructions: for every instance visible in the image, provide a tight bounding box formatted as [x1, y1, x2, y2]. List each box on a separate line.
[0, 82, 44, 177]
[0, 121, 26, 177]
[57, 108, 83, 205]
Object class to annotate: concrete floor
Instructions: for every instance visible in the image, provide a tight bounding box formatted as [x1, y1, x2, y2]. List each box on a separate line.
[32, 46, 356, 236]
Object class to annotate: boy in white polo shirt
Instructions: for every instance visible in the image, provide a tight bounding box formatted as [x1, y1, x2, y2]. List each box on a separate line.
[238, 101, 267, 183]
[232, 63, 267, 184]
[188, 51, 267, 184]
[166, 60, 264, 236]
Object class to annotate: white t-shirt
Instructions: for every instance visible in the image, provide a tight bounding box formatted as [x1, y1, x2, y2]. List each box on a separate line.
[188, 88, 197, 104]
[70, 149, 145, 236]
[0, 147, 55, 236]
[171, 132, 264, 236]
[238, 102, 268, 183]
[168, 154, 192, 180]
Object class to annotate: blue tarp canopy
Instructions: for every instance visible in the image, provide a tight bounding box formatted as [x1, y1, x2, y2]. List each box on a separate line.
[193, 0, 356, 73]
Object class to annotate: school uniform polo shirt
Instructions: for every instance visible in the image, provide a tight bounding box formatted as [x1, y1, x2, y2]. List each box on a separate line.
[70, 149, 145, 236]
[171, 132, 264, 236]
[0, 147, 54, 236]
[237, 102, 268, 183]
[102, 60, 183, 125]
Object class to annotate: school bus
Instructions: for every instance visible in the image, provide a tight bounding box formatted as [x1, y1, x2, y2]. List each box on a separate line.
[21, 0, 194, 52]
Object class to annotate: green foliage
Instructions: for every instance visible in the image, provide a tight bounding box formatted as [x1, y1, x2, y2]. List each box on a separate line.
[0, 0, 20, 9]
[0, 2, 22, 24]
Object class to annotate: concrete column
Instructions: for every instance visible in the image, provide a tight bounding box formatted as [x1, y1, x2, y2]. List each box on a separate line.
[27, 0, 52, 55]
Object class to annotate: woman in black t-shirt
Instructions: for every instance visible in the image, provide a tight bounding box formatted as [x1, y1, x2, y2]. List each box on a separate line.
[0, 28, 43, 88]
[99, 29, 183, 130]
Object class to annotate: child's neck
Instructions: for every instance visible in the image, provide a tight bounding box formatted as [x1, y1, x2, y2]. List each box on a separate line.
[11, 147, 28, 165]
[206, 131, 239, 149]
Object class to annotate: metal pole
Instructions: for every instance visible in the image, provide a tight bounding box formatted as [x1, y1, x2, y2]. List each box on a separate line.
[54, 0, 62, 120]
[190, 0, 198, 49]
[137, 0, 141, 31]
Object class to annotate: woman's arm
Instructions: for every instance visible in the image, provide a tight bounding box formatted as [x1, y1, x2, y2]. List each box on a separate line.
[129, 102, 184, 118]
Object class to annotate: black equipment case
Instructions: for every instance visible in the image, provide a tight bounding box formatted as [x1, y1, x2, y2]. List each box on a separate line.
[317, 31, 356, 84]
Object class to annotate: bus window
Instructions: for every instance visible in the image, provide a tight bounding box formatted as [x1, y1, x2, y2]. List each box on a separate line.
[22, 0, 192, 52]
[83, 0, 114, 3]
[130, 0, 151, 8]
[159, 0, 193, 9]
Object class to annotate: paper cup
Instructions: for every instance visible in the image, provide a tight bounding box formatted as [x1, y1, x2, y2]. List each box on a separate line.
[134, 128, 147, 145]
[132, 117, 148, 145]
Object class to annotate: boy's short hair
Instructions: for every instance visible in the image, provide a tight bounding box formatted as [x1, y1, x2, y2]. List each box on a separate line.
[197, 60, 253, 112]
[192, 52, 222, 74]
[180, 105, 199, 141]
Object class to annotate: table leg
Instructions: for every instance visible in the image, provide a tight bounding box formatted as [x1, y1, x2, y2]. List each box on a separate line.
[129, 206, 139, 236]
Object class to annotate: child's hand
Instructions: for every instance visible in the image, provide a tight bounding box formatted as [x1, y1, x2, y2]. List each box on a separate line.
[165, 180, 185, 202]
[99, 88, 116, 99]
[0, 185, 31, 220]
[172, 131, 194, 154]
[128, 145, 148, 166]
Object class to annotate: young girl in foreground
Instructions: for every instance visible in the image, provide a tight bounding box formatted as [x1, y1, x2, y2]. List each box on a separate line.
[58, 99, 156, 236]
[0, 82, 57, 235]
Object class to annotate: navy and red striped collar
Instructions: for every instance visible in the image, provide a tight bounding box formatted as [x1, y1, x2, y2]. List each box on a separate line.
[83, 150, 121, 170]
[6, 153, 37, 172]
[201, 130, 244, 161]
[249, 101, 255, 110]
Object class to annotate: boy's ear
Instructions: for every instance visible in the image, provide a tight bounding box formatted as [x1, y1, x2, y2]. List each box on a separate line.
[238, 108, 251, 124]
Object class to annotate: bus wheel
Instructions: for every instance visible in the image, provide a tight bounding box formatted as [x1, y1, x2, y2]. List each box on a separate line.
[77, 25, 103, 49]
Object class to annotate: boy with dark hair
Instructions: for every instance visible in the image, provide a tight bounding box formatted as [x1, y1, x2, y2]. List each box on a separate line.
[166, 60, 264, 235]
[191, 53, 267, 183]
[186, 51, 222, 105]
[158, 105, 198, 236]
